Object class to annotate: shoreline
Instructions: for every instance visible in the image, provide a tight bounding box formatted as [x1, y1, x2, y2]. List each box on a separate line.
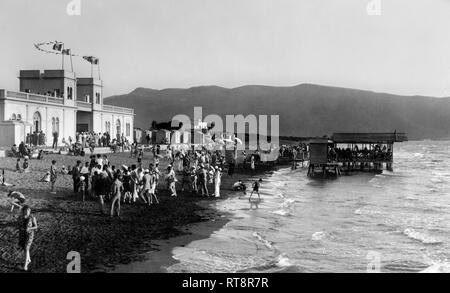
[111, 169, 279, 273]
[111, 199, 231, 273]
[0, 152, 274, 273]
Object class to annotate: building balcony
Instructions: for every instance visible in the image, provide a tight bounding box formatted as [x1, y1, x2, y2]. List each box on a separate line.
[0, 89, 64, 105]
[0, 89, 134, 116]
[102, 104, 134, 115]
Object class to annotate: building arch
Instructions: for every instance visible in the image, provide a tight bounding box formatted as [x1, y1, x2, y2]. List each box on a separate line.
[105, 121, 111, 134]
[33, 111, 42, 133]
[116, 119, 121, 137]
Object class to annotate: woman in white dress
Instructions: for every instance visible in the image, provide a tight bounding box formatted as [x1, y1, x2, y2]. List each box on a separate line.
[213, 167, 222, 198]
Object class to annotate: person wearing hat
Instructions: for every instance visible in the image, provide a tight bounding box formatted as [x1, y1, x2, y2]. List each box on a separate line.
[79, 176, 86, 201]
[197, 164, 209, 197]
[7, 190, 26, 212]
[72, 161, 82, 194]
[166, 165, 177, 197]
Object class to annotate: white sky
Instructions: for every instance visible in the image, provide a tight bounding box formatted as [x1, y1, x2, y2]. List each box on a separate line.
[0, 0, 449, 97]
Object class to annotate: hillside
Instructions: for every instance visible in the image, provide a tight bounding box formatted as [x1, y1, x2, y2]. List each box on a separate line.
[105, 84, 450, 140]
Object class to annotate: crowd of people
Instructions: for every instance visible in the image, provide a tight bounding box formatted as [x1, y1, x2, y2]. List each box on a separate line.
[18, 131, 133, 155]
[62, 132, 132, 154]
[25, 131, 46, 147]
[279, 144, 308, 160]
[11, 142, 44, 160]
[327, 144, 393, 162]
[6, 142, 268, 271]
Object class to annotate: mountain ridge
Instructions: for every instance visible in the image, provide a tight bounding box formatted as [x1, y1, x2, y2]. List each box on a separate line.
[105, 83, 450, 140]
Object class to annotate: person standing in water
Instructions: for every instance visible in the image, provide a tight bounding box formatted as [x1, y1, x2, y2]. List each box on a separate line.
[18, 205, 38, 271]
[249, 178, 263, 202]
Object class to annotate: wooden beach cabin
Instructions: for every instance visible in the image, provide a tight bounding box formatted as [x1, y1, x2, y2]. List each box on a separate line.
[307, 137, 340, 177]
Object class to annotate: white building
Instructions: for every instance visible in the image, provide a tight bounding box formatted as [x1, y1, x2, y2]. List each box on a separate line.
[0, 69, 134, 146]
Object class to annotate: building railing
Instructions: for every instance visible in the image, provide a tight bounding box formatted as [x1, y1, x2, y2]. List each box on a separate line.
[76, 101, 92, 111]
[3, 90, 65, 105]
[102, 104, 134, 115]
[1, 89, 134, 115]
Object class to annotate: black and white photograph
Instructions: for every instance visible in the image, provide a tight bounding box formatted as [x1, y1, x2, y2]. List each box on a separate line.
[0, 0, 449, 281]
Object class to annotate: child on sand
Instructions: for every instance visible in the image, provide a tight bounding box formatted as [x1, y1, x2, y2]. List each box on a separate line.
[7, 191, 26, 212]
[16, 158, 22, 173]
[249, 178, 263, 202]
[39, 171, 51, 183]
[234, 180, 247, 197]
[22, 158, 30, 173]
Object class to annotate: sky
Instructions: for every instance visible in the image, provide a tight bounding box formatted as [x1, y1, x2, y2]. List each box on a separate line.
[0, 0, 449, 97]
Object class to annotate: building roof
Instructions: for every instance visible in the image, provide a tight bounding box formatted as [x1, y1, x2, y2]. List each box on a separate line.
[307, 138, 333, 144]
[332, 132, 408, 143]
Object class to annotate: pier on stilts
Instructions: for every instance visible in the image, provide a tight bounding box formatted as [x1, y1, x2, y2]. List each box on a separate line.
[307, 132, 408, 178]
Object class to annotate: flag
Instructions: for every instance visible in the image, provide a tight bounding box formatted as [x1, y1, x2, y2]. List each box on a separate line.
[53, 42, 63, 51]
[62, 49, 71, 55]
[83, 56, 99, 65]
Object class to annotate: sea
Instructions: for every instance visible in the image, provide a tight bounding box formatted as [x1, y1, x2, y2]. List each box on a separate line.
[119, 141, 450, 273]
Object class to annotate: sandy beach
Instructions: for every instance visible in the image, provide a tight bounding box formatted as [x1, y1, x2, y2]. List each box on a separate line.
[0, 150, 267, 273]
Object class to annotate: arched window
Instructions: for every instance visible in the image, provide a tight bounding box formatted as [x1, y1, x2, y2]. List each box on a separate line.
[33, 112, 41, 132]
[105, 121, 111, 133]
[116, 119, 121, 136]
[11, 114, 16, 120]
[126, 123, 131, 136]
[17, 114, 22, 121]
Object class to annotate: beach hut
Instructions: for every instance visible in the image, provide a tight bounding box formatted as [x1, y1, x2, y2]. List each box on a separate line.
[307, 137, 339, 177]
[134, 128, 144, 143]
[155, 129, 171, 145]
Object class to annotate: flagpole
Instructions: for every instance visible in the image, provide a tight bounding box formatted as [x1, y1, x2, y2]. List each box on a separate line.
[98, 61, 101, 80]
[62, 43, 65, 70]
[70, 51, 74, 72]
